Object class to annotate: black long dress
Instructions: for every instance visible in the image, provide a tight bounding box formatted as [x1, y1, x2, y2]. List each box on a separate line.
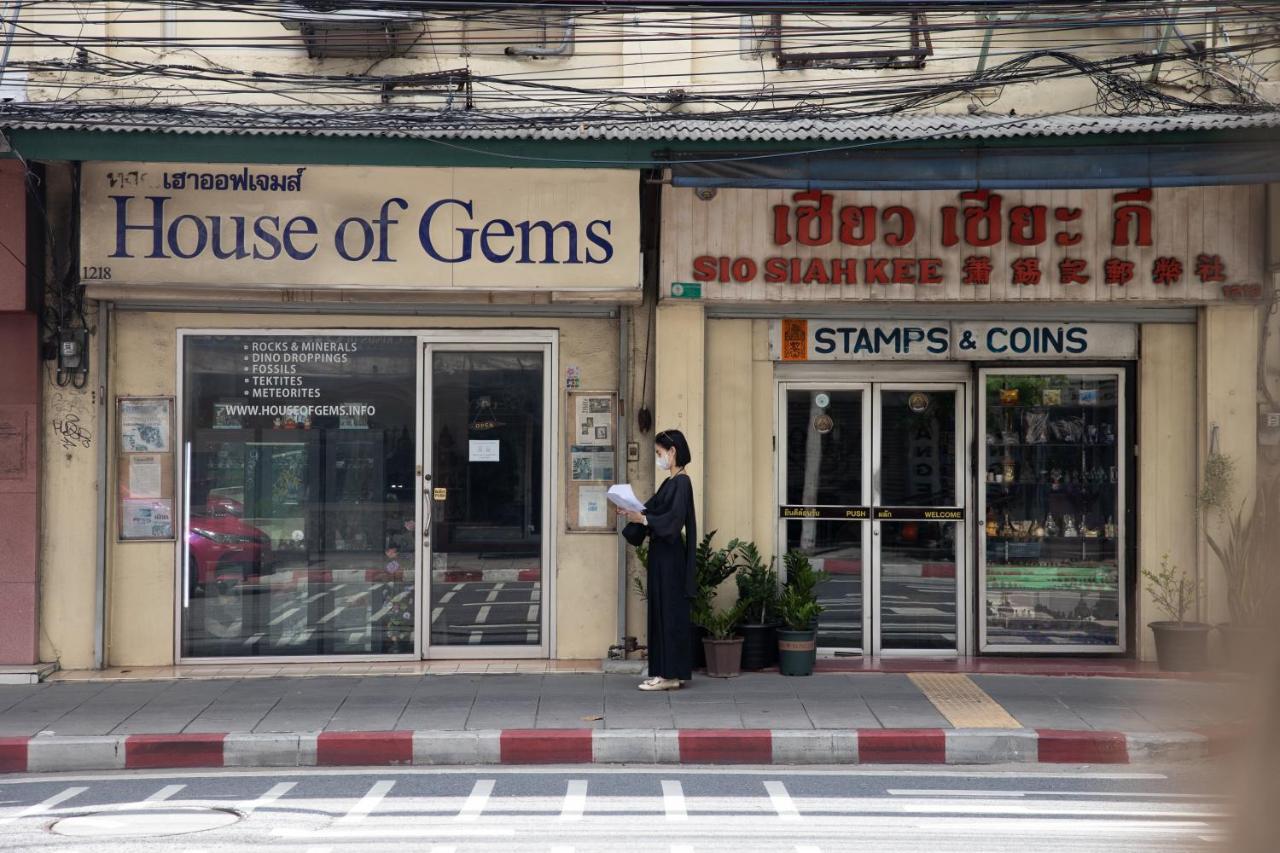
[643, 473, 697, 681]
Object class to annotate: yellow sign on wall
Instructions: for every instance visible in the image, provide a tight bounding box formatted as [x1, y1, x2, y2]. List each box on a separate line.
[80, 163, 641, 292]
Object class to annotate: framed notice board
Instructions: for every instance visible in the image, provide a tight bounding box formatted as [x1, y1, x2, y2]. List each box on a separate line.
[116, 396, 176, 541]
[565, 391, 618, 532]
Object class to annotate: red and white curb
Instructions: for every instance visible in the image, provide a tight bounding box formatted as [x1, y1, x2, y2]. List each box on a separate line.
[0, 727, 1238, 773]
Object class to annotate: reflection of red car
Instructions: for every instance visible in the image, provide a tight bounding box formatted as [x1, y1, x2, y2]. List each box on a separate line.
[187, 513, 274, 590]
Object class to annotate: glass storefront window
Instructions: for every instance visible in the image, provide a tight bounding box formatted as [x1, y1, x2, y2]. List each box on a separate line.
[181, 334, 417, 658]
[980, 370, 1124, 649]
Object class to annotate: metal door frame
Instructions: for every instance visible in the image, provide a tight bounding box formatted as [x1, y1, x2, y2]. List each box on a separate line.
[775, 368, 972, 658]
[775, 380, 873, 656]
[420, 331, 558, 660]
[869, 382, 969, 657]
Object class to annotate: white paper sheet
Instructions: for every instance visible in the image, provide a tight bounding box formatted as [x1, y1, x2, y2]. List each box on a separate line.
[578, 485, 608, 528]
[127, 454, 163, 498]
[605, 483, 646, 514]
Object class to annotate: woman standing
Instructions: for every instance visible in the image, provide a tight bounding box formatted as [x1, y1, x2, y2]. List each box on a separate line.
[625, 429, 697, 692]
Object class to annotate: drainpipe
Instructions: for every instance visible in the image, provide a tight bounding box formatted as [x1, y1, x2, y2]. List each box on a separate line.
[93, 301, 111, 670]
[505, 16, 574, 58]
[614, 303, 629, 655]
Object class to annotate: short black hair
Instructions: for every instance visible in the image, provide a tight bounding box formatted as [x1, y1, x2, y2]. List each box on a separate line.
[655, 428, 692, 467]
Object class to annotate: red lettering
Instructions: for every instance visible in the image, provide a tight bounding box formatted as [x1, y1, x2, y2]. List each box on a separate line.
[692, 255, 717, 282]
[717, 257, 731, 283]
[865, 258, 890, 285]
[1112, 189, 1153, 247]
[838, 206, 877, 246]
[801, 258, 829, 284]
[789, 258, 802, 283]
[882, 206, 915, 247]
[918, 258, 943, 285]
[730, 257, 756, 283]
[891, 258, 916, 284]
[763, 257, 788, 283]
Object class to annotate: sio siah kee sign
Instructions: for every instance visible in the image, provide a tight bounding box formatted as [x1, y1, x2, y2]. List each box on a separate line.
[663, 185, 1264, 302]
[771, 319, 1139, 361]
[79, 163, 640, 291]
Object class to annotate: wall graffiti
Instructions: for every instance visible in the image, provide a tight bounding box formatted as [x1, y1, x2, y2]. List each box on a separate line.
[52, 411, 92, 450]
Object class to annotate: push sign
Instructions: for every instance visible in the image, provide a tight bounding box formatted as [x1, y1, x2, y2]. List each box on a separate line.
[773, 320, 1138, 361]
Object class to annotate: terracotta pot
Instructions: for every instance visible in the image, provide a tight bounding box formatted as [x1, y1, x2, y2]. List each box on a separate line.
[1149, 621, 1213, 672]
[702, 636, 744, 678]
[739, 622, 779, 670]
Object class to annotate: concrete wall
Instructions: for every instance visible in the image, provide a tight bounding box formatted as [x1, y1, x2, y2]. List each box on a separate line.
[0, 160, 40, 666]
[41, 309, 620, 667]
[1137, 324, 1199, 660]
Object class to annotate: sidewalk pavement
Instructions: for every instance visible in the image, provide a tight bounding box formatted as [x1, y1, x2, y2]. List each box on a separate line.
[0, 670, 1250, 773]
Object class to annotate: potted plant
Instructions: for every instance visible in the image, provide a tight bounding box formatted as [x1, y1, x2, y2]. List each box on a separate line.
[689, 532, 738, 669]
[697, 600, 748, 678]
[776, 551, 828, 676]
[732, 541, 781, 670]
[1205, 478, 1280, 668]
[1142, 553, 1212, 671]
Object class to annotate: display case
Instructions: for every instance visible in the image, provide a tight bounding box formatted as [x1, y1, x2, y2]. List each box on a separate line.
[979, 368, 1126, 652]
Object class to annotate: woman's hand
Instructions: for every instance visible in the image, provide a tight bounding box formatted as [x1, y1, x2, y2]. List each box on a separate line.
[624, 511, 647, 525]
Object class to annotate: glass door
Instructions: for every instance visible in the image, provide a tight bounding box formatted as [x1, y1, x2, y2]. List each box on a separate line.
[778, 384, 871, 653]
[871, 385, 966, 655]
[422, 343, 552, 659]
[978, 368, 1126, 652]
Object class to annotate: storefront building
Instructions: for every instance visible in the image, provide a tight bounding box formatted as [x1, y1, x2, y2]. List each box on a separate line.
[33, 156, 645, 667]
[657, 177, 1270, 661]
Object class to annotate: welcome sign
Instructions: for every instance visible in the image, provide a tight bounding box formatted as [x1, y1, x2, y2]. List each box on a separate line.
[771, 319, 1138, 361]
[80, 163, 640, 291]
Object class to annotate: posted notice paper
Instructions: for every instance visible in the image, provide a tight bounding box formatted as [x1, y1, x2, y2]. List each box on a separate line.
[605, 484, 646, 514]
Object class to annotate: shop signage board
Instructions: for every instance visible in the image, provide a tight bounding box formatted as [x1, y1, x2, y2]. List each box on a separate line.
[80, 163, 640, 291]
[770, 320, 1138, 361]
[663, 185, 1264, 303]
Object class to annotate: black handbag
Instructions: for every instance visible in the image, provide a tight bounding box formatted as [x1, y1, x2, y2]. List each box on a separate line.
[621, 521, 649, 547]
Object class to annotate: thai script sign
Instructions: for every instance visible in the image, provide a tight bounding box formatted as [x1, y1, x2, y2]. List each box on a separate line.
[664, 185, 1263, 303]
[80, 163, 640, 291]
[771, 320, 1138, 361]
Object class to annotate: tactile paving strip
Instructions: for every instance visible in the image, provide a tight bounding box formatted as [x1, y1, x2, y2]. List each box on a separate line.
[908, 672, 1022, 729]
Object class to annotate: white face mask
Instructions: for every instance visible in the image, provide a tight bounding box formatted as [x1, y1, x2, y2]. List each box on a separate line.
[656, 450, 672, 471]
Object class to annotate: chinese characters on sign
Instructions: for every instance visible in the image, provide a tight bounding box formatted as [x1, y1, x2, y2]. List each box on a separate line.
[668, 185, 1263, 302]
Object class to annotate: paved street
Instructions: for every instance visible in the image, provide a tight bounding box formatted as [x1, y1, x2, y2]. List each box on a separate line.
[0, 673, 1239, 736]
[0, 763, 1232, 852]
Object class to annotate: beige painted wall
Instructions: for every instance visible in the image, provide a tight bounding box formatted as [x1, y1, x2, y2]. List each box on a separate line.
[1137, 324, 1199, 661]
[43, 309, 621, 667]
[1199, 305, 1261, 628]
[653, 301, 705, 521]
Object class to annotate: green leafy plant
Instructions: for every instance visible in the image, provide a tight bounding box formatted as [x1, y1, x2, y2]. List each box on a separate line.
[779, 585, 823, 630]
[783, 550, 829, 600]
[1141, 554, 1205, 626]
[1206, 478, 1280, 628]
[691, 531, 738, 626]
[696, 599, 748, 640]
[1198, 452, 1237, 515]
[733, 540, 780, 625]
[631, 541, 649, 600]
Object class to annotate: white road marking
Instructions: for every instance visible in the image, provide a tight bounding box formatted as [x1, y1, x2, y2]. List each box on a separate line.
[431, 607, 443, 623]
[440, 591, 457, 604]
[671, 846, 695, 853]
[431, 847, 458, 853]
[560, 779, 587, 821]
[886, 788, 1228, 799]
[243, 633, 264, 646]
[485, 588, 501, 603]
[526, 604, 539, 623]
[476, 606, 491, 624]
[0, 786, 86, 826]
[145, 784, 186, 803]
[662, 780, 687, 820]
[305, 847, 333, 853]
[764, 780, 801, 821]
[796, 847, 822, 853]
[468, 631, 482, 644]
[241, 781, 295, 814]
[457, 779, 494, 821]
[550, 847, 574, 853]
[317, 606, 346, 625]
[334, 780, 394, 826]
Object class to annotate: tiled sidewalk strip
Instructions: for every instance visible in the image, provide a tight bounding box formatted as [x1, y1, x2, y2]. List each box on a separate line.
[0, 727, 1240, 773]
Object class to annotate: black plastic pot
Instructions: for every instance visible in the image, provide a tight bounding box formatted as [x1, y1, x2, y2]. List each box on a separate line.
[1149, 621, 1213, 671]
[739, 622, 780, 670]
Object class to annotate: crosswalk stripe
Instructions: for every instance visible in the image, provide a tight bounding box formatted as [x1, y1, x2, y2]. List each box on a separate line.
[796, 846, 822, 853]
[560, 779, 588, 821]
[145, 784, 186, 803]
[431, 847, 457, 853]
[0, 786, 86, 826]
[334, 780, 393, 826]
[671, 846, 695, 853]
[241, 781, 295, 814]
[764, 781, 801, 821]
[662, 780, 687, 820]
[457, 779, 494, 821]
